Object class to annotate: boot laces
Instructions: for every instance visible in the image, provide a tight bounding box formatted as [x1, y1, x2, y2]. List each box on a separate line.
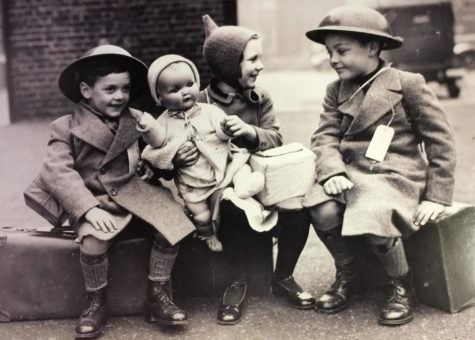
[82, 292, 104, 317]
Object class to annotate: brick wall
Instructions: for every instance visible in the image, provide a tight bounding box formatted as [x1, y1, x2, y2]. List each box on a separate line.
[4, 0, 236, 121]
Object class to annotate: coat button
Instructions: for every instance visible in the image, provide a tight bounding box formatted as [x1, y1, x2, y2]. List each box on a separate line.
[99, 167, 106, 174]
[111, 189, 118, 196]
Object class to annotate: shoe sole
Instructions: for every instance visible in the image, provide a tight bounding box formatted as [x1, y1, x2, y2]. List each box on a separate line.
[315, 304, 348, 315]
[75, 329, 104, 339]
[145, 314, 188, 326]
[377, 315, 413, 326]
[217, 318, 242, 325]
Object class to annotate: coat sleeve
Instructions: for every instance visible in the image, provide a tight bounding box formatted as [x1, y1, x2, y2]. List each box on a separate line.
[401, 72, 456, 205]
[311, 81, 347, 183]
[251, 88, 283, 151]
[40, 116, 99, 223]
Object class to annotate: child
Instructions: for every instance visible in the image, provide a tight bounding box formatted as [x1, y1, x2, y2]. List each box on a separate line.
[304, 5, 456, 325]
[172, 15, 315, 324]
[130, 54, 264, 252]
[32, 45, 195, 338]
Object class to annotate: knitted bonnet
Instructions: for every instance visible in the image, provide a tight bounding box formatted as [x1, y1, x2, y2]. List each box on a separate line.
[202, 15, 258, 88]
[147, 54, 200, 104]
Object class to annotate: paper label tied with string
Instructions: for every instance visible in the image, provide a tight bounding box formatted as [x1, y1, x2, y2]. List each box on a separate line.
[365, 125, 394, 162]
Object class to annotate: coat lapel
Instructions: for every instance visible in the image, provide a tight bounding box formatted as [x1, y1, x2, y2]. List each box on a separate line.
[71, 106, 114, 154]
[101, 108, 142, 166]
[340, 68, 403, 136]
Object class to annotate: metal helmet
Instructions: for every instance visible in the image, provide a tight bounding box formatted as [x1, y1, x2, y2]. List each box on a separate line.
[306, 5, 403, 50]
[58, 44, 148, 103]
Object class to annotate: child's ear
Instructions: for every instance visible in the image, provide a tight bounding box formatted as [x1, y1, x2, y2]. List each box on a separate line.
[368, 41, 381, 57]
[155, 95, 162, 107]
[79, 82, 92, 99]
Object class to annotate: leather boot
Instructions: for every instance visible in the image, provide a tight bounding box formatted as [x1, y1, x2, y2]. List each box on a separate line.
[378, 272, 417, 326]
[315, 262, 365, 314]
[75, 289, 107, 339]
[272, 275, 316, 310]
[145, 281, 188, 326]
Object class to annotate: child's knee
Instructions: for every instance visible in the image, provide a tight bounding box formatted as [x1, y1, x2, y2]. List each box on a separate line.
[80, 236, 110, 255]
[193, 210, 211, 225]
[309, 201, 344, 231]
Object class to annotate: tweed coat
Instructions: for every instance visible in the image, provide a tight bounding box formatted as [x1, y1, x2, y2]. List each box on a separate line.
[40, 103, 195, 245]
[303, 65, 456, 238]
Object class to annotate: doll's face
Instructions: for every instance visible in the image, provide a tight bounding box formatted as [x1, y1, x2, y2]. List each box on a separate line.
[80, 72, 131, 118]
[324, 33, 379, 81]
[238, 38, 264, 89]
[156, 62, 199, 111]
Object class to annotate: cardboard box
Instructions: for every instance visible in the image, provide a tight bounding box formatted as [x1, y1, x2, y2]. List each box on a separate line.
[249, 143, 316, 206]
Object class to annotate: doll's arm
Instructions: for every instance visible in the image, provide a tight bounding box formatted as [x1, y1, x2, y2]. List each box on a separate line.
[135, 111, 167, 148]
[402, 73, 456, 205]
[40, 117, 99, 225]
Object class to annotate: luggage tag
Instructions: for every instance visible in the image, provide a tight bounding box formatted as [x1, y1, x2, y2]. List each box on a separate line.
[365, 125, 394, 162]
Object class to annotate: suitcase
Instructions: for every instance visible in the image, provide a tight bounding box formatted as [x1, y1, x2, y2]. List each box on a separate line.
[354, 203, 475, 313]
[0, 226, 152, 322]
[0, 222, 272, 321]
[172, 228, 273, 297]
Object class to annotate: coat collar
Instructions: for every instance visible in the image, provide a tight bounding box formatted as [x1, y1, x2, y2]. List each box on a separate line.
[338, 65, 403, 135]
[206, 81, 262, 105]
[71, 104, 141, 165]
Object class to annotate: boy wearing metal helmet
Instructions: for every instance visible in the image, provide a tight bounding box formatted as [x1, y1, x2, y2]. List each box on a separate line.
[304, 5, 456, 325]
[31, 45, 195, 337]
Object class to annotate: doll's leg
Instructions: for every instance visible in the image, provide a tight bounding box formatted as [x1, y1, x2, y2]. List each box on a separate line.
[76, 236, 111, 338]
[272, 209, 316, 309]
[309, 201, 364, 314]
[146, 231, 188, 325]
[366, 235, 416, 326]
[186, 200, 223, 252]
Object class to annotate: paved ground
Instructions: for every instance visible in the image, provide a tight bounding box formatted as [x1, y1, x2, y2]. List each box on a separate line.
[1, 70, 475, 339]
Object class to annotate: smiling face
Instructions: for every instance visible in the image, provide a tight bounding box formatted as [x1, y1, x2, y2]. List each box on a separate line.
[80, 72, 131, 118]
[156, 62, 199, 111]
[324, 33, 380, 81]
[238, 37, 264, 89]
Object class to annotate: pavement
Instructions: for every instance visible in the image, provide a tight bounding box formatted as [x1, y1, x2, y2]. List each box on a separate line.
[1, 70, 475, 339]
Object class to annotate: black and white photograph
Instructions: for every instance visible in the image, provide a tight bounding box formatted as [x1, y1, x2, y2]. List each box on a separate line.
[1, 0, 475, 339]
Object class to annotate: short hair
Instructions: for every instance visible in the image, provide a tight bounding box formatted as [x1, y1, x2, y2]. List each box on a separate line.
[79, 60, 130, 86]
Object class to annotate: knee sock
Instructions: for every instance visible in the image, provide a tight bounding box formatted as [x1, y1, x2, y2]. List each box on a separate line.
[274, 210, 310, 279]
[370, 238, 409, 278]
[148, 234, 179, 283]
[80, 252, 108, 292]
[316, 226, 355, 267]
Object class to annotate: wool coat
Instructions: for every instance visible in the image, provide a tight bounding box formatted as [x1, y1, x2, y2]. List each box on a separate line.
[303, 65, 456, 238]
[198, 84, 283, 151]
[40, 104, 195, 245]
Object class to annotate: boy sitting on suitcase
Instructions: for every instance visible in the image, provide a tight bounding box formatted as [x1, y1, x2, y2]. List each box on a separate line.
[34, 45, 195, 338]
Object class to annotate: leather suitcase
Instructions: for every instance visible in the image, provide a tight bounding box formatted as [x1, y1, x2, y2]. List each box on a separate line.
[0, 226, 152, 322]
[0, 223, 272, 321]
[172, 228, 273, 297]
[354, 203, 475, 313]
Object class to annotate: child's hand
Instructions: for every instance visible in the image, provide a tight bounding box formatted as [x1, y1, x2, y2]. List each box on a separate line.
[221, 115, 257, 140]
[130, 110, 144, 123]
[136, 159, 154, 181]
[173, 141, 199, 168]
[84, 207, 118, 233]
[414, 200, 445, 226]
[323, 175, 354, 195]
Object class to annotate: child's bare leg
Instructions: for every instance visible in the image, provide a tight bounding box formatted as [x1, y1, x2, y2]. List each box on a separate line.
[186, 201, 223, 252]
